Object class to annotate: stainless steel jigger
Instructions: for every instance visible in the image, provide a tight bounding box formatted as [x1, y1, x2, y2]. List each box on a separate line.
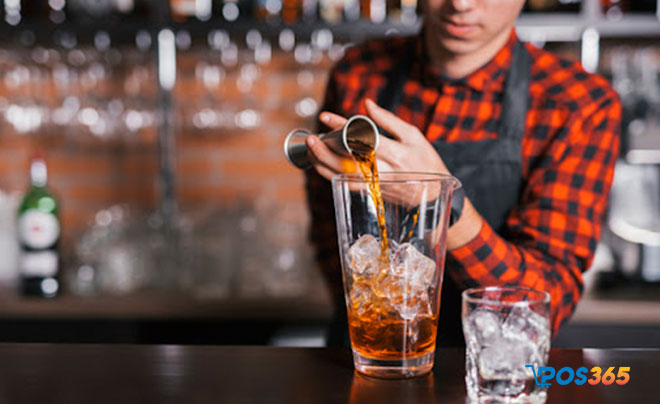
[284, 115, 380, 169]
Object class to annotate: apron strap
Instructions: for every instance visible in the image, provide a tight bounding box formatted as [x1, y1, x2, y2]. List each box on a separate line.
[376, 46, 414, 138]
[500, 41, 531, 142]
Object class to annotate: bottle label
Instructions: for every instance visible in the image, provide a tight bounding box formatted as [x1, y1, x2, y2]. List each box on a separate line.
[19, 251, 58, 277]
[18, 210, 60, 249]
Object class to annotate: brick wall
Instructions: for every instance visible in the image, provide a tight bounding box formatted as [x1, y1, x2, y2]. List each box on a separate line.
[0, 48, 333, 252]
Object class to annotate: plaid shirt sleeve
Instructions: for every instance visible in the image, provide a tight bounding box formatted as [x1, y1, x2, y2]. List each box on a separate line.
[448, 92, 621, 334]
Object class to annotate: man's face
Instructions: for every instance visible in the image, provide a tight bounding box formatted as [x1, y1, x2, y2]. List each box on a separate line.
[423, 0, 525, 56]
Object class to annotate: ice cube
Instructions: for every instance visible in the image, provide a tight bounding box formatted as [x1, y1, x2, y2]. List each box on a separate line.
[372, 270, 397, 299]
[486, 379, 526, 397]
[347, 239, 435, 322]
[347, 234, 381, 275]
[396, 290, 432, 321]
[503, 305, 550, 344]
[502, 306, 550, 365]
[371, 270, 432, 320]
[391, 242, 436, 287]
[478, 336, 536, 380]
[349, 282, 370, 310]
[349, 282, 381, 319]
[387, 239, 400, 253]
[468, 309, 502, 346]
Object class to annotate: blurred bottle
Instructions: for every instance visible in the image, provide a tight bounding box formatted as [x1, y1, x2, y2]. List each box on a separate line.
[48, 0, 68, 24]
[68, 0, 114, 18]
[282, 0, 303, 24]
[17, 153, 60, 298]
[524, 0, 581, 12]
[601, 0, 628, 20]
[58, 0, 150, 23]
[254, 0, 282, 22]
[220, 0, 245, 21]
[171, 0, 193, 18]
[320, 0, 346, 23]
[3, 0, 24, 25]
[0, 190, 20, 288]
[360, 0, 386, 22]
[394, 0, 416, 24]
[171, 0, 212, 20]
[302, 0, 318, 22]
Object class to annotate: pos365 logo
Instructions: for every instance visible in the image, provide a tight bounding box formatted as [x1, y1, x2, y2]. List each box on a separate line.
[525, 365, 631, 388]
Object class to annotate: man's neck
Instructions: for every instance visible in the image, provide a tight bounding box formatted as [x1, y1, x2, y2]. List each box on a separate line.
[425, 29, 514, 79]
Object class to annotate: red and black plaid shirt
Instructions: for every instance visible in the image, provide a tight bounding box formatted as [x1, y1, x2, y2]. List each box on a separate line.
[305, 29, 621, 334]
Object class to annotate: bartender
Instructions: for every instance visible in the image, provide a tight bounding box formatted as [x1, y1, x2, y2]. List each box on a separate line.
[305, 0, 621, 346]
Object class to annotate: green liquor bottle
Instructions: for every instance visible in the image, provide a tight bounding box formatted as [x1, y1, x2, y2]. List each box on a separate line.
[17, 153, 60, 298]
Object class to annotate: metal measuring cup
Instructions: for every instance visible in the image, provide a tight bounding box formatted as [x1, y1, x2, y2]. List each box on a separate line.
[283, 115, 380, 169]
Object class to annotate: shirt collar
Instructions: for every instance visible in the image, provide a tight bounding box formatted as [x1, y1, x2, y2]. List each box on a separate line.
[414, 28, 518, 93]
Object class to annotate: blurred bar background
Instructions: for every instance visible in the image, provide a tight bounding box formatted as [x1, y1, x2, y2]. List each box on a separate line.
[0, 0, 659, 347]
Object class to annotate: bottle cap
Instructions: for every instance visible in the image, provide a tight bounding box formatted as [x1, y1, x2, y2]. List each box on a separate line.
[30, 150, 48, 187]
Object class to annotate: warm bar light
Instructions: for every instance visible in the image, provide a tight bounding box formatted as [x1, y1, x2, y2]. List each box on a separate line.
[4, 0, 21, 25]
[158, 29, 177, 91]
[581, 27, 600, 73]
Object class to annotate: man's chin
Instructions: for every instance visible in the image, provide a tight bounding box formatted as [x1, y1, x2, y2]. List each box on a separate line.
[436, 36, 484, 56]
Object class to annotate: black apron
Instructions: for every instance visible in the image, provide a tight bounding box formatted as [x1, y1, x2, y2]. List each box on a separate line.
[327, 40, 531, 347]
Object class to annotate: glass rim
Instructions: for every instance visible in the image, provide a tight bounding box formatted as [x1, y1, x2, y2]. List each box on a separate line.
[332, 171, 461, 186]
[462, 286, 551, 306]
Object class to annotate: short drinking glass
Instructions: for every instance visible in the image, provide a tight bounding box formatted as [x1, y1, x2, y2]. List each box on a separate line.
[462, 287, 551, 404]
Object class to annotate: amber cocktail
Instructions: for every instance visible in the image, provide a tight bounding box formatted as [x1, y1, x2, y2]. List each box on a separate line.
[332, 171, 460, 378]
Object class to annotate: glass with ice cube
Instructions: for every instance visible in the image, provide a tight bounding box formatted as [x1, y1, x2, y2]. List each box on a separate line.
[332, 172, 461, 378]
[462, 287, 551, 404]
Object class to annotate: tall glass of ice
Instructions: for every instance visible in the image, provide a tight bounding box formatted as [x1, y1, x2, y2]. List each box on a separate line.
[332, 172, 461, 378]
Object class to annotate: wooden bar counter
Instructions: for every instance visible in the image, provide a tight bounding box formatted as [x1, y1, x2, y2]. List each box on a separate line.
[0, 344, 657, 403]
[0, 273, 333, 344]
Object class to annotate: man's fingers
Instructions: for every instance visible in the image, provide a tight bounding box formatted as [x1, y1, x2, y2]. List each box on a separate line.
[319, 111, 348, 130]
[312, 162, 338, 182]
[306, 135, 346, 173]
[364, 98, 420, 142]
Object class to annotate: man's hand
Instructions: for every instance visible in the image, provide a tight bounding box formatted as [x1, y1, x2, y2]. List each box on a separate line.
[306, 98, 451, 179]
[306, 98, 483, 250]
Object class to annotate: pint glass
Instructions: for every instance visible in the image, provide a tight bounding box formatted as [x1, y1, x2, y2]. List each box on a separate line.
[332, 172, 461, 378]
